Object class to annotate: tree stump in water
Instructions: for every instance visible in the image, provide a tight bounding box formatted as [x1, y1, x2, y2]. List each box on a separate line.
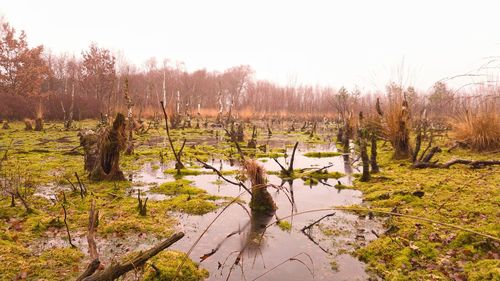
[245, 160, 276, 214]
[86, 113, 127, 181]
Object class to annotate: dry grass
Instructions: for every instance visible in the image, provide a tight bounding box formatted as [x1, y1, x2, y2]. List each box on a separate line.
[244, 159, 266, 186]
[382, 85, 412, 159]
[453, 100, 500, 151]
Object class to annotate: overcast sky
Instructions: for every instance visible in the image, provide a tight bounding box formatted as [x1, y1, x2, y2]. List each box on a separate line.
[2, 0, 500, 91]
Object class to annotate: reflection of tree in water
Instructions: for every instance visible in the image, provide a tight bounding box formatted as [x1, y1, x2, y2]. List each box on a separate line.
[197, 159, 277, 266]
[240, 208, 275, 256]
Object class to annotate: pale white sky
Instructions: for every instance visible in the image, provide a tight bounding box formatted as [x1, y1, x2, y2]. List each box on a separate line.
[2, 0, 500, 91]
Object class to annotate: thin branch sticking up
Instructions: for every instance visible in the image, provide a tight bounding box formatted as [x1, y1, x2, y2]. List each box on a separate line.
[77, 200, 100, 281]
[196, 158, 252, 195]
[62, 203, 75, 248]
[273, 142, 299, 176]
[160, 101, 185, 170]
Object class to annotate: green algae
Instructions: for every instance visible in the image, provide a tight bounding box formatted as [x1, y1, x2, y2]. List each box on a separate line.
[303, 151, 342, 158]
[277, 220, 292, 232]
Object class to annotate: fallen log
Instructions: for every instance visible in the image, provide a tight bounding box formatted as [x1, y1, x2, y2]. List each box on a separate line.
[413, 159, 500, 169]
[80, 232, 185, 281]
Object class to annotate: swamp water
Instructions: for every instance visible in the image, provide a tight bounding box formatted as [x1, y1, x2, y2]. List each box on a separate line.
[30, 142, 382, 280]
[133, 143, 382, 281]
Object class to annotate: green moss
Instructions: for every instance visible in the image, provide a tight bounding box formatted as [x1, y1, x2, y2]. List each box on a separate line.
[28, 247, 84, 280]
[277, 220, 292, 232]
[256, 152, 285, 159]
[353, 140, 500, 280]
[303, 151, 342, 158]
[152, 179, 204, 195]
[143, 250, 208, 281]
[164, 168, 201, 176]
[465, 260, 500, 281]
[303, 177, 319, 186]
[0, 240, 30, 280]
[309, 170, 344, 179]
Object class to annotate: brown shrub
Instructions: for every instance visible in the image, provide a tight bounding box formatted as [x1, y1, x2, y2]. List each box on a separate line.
[453, 103, 500, 151]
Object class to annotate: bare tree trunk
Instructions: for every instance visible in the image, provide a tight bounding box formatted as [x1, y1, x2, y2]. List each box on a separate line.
[370, 133, 380, 173]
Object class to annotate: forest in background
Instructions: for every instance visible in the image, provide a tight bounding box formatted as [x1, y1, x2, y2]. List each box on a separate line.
[1, 18, 496, 124]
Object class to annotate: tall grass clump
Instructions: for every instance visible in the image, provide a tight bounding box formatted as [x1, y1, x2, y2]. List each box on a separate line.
[382, 83, 413, 159]
[453, 94, 500, 151]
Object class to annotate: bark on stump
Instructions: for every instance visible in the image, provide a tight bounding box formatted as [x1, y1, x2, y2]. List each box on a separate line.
[86, 113, 127, 181]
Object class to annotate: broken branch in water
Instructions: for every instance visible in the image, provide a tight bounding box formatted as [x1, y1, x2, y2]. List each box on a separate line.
[300, 212, 336, 255]
[160, 101, 185, 170]
[273, 142, 299, 176]
[301, 212, 336, 233]
[196, 158, 252, 195]
[199, 229, 243, 262]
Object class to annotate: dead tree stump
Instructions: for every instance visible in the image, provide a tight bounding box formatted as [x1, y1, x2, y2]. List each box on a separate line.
[78, 130, 99, 172]
[88, 113, 127, 181]
[34, 117, 43, 131]
[24, 119, 33, 131]
[246, 160, 276, 214]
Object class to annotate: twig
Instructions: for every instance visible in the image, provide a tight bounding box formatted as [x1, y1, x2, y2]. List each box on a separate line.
[62, 203, 75, 248]
[75, 172, 86, 198]
[160, 101, 184, 169]
[196, 158, 252, 195]
[301, 212, 336, 232]
[251, 252, 314, 281]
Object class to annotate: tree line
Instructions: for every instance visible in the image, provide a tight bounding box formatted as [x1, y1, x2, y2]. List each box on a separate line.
[0, 18, 487, 122]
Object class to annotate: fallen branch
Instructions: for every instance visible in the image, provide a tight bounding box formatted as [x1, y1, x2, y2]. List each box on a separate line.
[76, 260, 101, 281]
[81, 232, 185, 281]
[413, 159, 500, 169]
[301, 212, 336, 232]
[196, 158, 252, 195]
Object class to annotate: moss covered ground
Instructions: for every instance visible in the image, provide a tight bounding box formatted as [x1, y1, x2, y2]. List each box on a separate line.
[353, 142, 500, 281]
[1, 120, 497, 280]
[0, 120, 230, 280]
